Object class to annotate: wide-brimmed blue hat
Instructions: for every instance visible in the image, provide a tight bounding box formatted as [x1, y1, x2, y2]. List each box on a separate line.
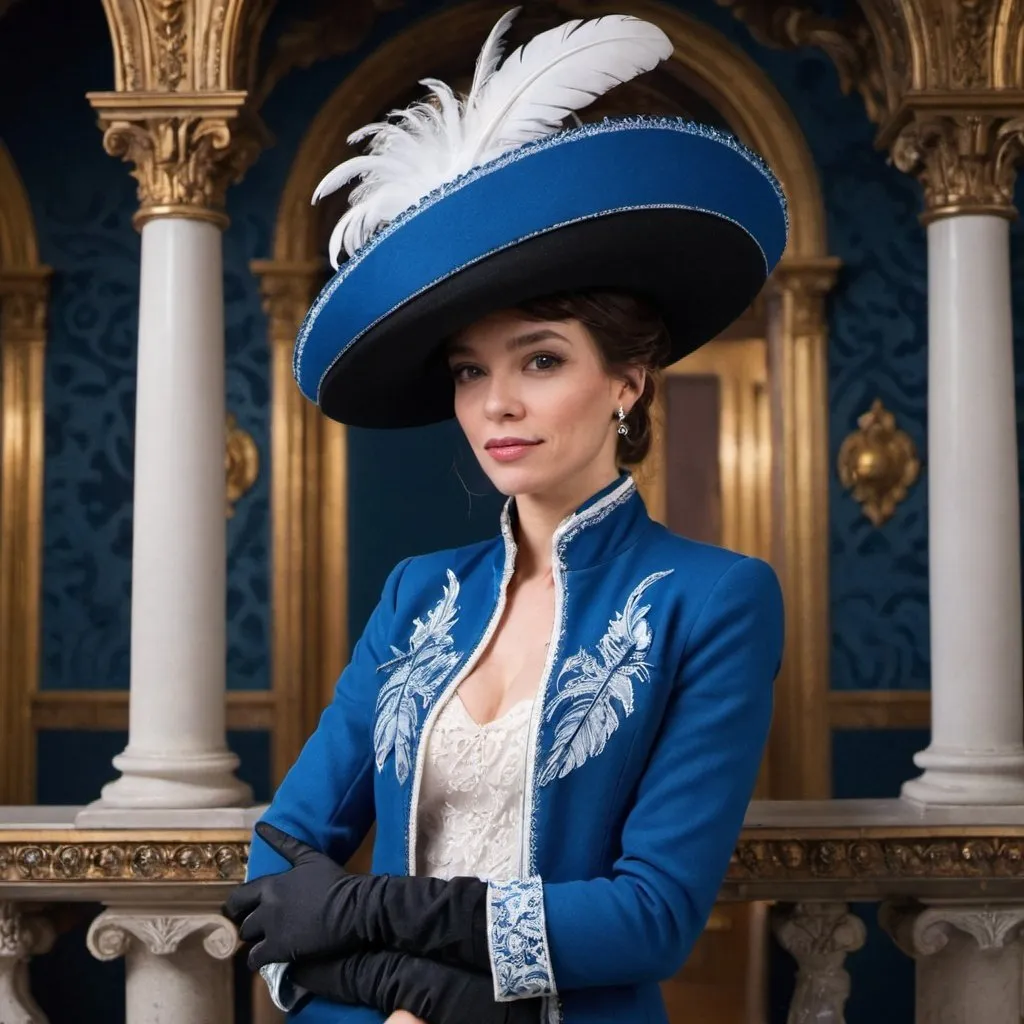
[294, 10, 788, 428]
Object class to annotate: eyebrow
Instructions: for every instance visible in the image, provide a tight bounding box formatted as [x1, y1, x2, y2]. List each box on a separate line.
[448, 328, 569, 358]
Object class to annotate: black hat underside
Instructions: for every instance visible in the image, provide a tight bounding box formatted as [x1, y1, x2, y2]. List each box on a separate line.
[319, 208, 765, 428]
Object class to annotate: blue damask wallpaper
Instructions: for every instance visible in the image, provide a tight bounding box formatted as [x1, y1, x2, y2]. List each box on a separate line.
[0, 0, 271, 694]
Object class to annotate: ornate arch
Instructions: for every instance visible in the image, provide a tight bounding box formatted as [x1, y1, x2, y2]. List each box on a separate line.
[0, 138, 51, 804]
[257, 0, 837, 796]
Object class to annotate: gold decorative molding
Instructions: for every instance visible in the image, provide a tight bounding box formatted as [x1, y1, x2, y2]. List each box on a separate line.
[99, 0, 279, 94]
[225, 413, 258, 518]
[93, 0, 280, 227]
[5, 825, 1024, 891]
[251, 260, 344, 786]
[0, 140, 51, 806]
[714, 1, 888, 125]
[837, 399, 920, 526]
[887, 104, 1024, 222]
[722, 0, 1024, 119]
[0, 271, 48, 338]
[252, 259, 324, 334]
[0, 836, 248, 883]
[30, 690, 275, 731]
[727, 833, 1024, 893]
[85, 93, 267, 229]
[763, 258, 841, 799]
[250, 0, 393, 109]
[828, 690, 931, 730]
[720, 1, 1024, 217]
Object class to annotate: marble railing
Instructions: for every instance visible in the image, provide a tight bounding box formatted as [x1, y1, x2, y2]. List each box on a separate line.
[3, 800, 1024, 1024]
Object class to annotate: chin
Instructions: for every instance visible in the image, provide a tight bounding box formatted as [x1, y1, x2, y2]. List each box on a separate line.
[478, 459, 556, 499]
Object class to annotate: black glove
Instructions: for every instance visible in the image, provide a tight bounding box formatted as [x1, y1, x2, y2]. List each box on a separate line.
[225, 823, 490, 973]
[290, 950, 543, 1024]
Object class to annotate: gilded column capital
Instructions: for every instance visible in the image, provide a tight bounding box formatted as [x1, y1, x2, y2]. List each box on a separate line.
[86, 92, 267, 229]
[885, 100, 1024, 222]
[87, 909, 238, 962]
[720, 2, 1024, 218]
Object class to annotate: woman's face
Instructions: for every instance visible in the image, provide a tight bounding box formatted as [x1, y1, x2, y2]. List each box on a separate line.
[448, 309, 637, 500]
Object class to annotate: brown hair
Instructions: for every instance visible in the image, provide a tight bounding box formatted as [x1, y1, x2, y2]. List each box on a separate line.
[512, 289, 670, 465]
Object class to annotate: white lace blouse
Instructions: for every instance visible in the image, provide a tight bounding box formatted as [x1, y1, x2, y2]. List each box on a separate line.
[415, 693, 534, 882]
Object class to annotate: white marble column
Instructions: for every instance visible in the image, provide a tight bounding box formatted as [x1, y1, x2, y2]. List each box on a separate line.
[79, 217, 252, 817]
[901, 213, 1024, 805]
[87, 907, 238, 1024]
[881, 901, 1024, 1023]
[0, 903, 54, 1024]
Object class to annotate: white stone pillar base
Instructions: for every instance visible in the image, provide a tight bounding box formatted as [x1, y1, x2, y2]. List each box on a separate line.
[89, 216, 252, 813]
[0, 903, 55, 1024]
[903, 213, 1024, 807]
[881, 901, 1024, 1023]
[87, 907, 238, 1024]
[93, 751, 250, 812]
[773, 902, 866, 1024]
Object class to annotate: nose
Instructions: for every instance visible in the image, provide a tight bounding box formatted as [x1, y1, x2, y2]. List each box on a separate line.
[483, 371, 524, 421]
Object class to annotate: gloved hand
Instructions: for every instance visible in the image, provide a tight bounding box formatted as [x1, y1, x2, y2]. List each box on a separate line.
[289, 950, 543, 1024]
[225, 823, 490, 973]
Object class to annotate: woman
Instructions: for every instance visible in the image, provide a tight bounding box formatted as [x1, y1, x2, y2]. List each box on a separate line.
[226, 10, 787, 1024]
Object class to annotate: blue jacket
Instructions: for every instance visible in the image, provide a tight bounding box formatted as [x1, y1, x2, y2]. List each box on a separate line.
[247, 474, 784, 1024]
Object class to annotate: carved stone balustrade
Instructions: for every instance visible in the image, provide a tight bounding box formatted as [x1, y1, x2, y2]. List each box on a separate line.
[2, 800, 1024, 1023]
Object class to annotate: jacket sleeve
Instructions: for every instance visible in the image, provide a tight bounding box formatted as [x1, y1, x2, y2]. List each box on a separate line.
[246, 557, 411, 1012]
[485, 556, 783, 1000]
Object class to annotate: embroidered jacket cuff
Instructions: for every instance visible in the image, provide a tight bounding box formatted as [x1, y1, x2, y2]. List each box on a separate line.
[260, 962, 308, 1013]
[485, 877, 557, 1001]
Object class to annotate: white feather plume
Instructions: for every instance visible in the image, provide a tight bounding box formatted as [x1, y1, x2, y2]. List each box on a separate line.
[313, 8, 673, 267]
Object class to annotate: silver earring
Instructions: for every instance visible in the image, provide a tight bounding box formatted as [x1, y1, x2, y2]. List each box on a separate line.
[617, 405, 629, 437]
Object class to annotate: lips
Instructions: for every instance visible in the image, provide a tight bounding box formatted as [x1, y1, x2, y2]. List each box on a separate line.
[484, 437, 542, 463]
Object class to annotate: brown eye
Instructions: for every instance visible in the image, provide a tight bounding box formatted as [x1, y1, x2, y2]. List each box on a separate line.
[451, 364, 484, 383]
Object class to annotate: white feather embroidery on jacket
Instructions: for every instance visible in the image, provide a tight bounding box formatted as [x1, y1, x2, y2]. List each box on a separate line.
[374, 570, 463, 784]
[539, 570, 674, 786]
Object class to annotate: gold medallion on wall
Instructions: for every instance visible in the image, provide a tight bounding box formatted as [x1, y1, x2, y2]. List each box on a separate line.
[225, 413, 259, 518]
[837, 398, 920, 527]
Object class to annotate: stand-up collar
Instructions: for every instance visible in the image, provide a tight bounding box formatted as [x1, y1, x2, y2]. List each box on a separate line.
[500, 473, 650, 573]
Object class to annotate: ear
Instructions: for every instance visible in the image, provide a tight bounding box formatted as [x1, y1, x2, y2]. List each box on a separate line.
[616, 367, 646, 413]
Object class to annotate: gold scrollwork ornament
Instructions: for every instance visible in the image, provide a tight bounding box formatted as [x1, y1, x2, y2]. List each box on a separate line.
[225, 413, 258, 518]
[837, 399, 920, 527]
